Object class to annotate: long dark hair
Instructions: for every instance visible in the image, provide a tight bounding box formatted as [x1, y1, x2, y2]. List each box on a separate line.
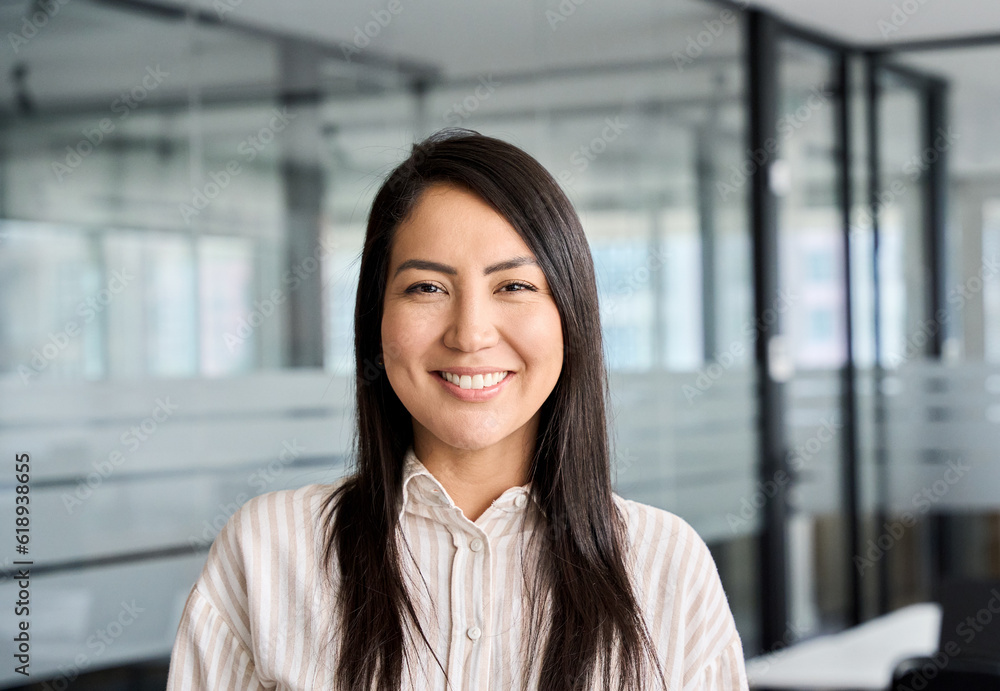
[320, 128, 666, 691]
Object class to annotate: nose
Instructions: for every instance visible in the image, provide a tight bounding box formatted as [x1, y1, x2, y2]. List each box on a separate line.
[443, 288, 499, 352]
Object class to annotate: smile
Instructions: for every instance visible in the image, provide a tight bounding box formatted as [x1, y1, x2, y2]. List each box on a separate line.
[433, 370, 515, 402]
[438, 370, 509, 389]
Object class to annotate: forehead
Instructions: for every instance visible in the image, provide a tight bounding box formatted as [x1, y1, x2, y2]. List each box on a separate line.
[390, 183, 528, 256]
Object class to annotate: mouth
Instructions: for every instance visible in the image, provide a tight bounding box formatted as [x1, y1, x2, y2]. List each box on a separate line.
[436, 370, 511, 390]
[433, 369, 516, 402]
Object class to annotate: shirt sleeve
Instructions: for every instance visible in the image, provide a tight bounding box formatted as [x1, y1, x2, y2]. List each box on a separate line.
[166, 492, 271, 691]
[690, 634, 750, 691]
[166, 585, 270, 691]
[675, 520, 750, 691]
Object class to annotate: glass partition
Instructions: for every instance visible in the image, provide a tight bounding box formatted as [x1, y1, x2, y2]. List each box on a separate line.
[874, 46, 1000, 608]
[775, 36, 850, 639]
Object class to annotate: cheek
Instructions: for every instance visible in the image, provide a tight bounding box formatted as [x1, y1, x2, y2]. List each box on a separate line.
[381, 306, 437, 363]
[516, 305, 564, 369]
[380, 309, 401, 354]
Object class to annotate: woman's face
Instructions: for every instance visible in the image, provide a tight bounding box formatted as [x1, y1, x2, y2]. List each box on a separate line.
[381, 182, 564, 453]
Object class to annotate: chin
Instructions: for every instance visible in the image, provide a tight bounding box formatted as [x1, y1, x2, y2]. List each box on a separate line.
[433, 424, 506, 451]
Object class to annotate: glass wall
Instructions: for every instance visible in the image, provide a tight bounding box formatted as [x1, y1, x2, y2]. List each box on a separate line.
[874, 46, 1000, 606]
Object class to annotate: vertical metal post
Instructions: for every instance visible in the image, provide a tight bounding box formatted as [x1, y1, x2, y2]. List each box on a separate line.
[835, 53, 863, 627]
[924, 79, 950, 598]
[924, 81, 948, 358]
[697, 126, 719, 360]
[747, 9, 790, 652]
[866, 53, 891, 616]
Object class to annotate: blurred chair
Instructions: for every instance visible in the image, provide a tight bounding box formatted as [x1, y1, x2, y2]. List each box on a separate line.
[890, 655, 1000, 691]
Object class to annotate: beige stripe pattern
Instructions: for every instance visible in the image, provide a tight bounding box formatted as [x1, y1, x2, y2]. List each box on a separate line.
[167, 445, 749, 690]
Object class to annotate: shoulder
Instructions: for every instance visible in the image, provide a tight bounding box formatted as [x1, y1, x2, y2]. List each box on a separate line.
[174, 480, 350, 683]
[223, 480, 346, 539]
[612, 493, 745, 670]
[193, 479, 348, 619]
[612, 492, 715, 578]
[210, 480, 346, 559]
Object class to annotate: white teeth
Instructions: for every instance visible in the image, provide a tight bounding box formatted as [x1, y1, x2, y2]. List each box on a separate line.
[440, 371, 508, 390]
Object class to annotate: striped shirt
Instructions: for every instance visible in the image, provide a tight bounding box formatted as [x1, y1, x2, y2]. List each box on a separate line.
[167, 445, 749, 690]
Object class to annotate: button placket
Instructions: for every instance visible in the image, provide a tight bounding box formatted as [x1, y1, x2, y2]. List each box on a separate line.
[464, 526, 491, 689]
[477, 529, 495, 690]
[444, 519, 491, 687]
[467, 531, 487, 643]
[445, 523, 475, 685]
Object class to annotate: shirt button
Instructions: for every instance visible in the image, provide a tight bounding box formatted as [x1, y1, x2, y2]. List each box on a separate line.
[470, 538, 484, 552]
[467, 626, 482, 640]
[514, 494, 527, 508]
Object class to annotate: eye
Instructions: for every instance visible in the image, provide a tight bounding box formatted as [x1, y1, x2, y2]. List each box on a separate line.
[404, 281, 537, 294]
[404, 282, 442, 294]
[501, 281, 537, 292]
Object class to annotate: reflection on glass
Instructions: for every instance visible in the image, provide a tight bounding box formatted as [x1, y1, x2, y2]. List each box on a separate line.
[877, 74, 928, 367]
[984, 200, 1000, 361]
[0, 222, 97, 381]
[198, 235, 255, 377]
[777, 42, 846, 371]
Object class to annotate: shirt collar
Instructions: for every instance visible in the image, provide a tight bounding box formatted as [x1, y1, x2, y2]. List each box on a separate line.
[399, 444, 539, 522]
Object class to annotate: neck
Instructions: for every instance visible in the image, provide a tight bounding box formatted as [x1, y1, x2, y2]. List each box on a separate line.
[412, 418, 536, 522]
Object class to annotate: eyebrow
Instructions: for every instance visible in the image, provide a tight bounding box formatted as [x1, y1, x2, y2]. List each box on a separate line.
[392, 255, 539, 279]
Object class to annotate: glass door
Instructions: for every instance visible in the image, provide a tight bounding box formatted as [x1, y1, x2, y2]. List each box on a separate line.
[774, 36, 853, 639]
[868, 60, 953, 614]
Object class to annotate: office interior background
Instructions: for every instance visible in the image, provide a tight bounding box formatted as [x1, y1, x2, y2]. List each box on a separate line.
[0, 0, 999, 688]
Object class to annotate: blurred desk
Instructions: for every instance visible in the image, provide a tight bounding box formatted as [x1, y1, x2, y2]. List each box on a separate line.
[746, 603, 941, 690]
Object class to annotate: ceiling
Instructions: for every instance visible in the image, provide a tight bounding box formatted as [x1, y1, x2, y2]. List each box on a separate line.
[751, 0, 1000, 46]
[1, 0, 997, 177]
[155, 0, 1000, 74]
[3, 0, 997, 90]
[122, 0, 1000, 181]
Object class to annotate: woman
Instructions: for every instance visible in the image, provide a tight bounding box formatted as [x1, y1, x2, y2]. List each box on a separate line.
[167, 129, 749, 690]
